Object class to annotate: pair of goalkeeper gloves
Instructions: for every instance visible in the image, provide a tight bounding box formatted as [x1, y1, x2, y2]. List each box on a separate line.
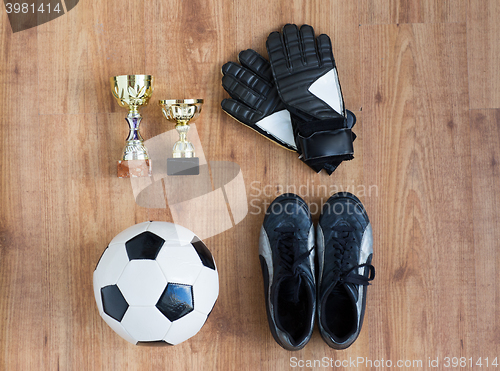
[221, 24, 356, 175]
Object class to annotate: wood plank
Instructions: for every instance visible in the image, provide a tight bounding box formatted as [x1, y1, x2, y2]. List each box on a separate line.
[411, 22, 476, 358]
[38, 114, 98, 370]
[37, 2, 87, 114]
[359, 0, 467, 24]
[361, 23, 418, 363]
[0, 19, 45, 370]
[470, 109, 500, 359]
[468, 0, 500, 109]
[361, 22, 477, 364]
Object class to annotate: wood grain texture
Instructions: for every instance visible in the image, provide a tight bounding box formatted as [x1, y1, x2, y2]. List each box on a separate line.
[37, 2, 87, 114]
[359, 0, 467, 24]
[470, 109, 500, 359]
[467, 0, 500, 109]
[1, 0, 499, 370]
[361, 23, 417, 363]
[1, 19, 45, 370]
[361, 21, 478, 366]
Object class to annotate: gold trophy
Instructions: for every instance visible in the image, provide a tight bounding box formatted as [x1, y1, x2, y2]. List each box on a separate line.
[159, 99, 203, 176]
[110, 74, 154, 178]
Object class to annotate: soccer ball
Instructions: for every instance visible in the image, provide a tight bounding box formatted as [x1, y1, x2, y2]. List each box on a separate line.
[93, 221, 219, 345]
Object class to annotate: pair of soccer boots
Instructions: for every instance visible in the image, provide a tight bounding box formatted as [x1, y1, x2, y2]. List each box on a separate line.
[259, 192, 375, 350]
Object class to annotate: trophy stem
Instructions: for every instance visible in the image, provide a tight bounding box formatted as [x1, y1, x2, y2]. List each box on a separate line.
[125, 113, 145, 142]
[173, 123, 195, 158]
[129, 106, 139, 115]
[121, 113, 149, 161]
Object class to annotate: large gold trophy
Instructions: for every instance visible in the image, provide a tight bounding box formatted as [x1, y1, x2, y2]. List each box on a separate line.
[110, 74, 154, 178]
[159, 99, 202, 176]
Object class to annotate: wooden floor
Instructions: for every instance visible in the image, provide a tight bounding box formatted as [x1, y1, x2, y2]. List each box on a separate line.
[1, 0, 499, 370]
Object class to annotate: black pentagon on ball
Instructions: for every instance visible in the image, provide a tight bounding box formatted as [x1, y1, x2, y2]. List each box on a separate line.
[156, 283, 194, 322]
[101, 285, 129, 322]
[136, 340, 173, 347]
[191, 237, 215, 270]
[125, 231, 165, 260]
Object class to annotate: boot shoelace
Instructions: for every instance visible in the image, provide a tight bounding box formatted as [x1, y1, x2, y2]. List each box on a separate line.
[275, 225, 313, 303]
[327, 224, 375, 287]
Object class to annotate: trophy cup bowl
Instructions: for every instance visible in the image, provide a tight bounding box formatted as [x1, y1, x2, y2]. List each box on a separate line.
[159, 99, 203, 125]
[110, 74, 154, 178]
[159, 99, 203, 176]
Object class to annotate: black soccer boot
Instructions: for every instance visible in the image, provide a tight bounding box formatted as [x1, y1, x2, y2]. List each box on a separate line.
[316, 192, 375, 349]
[259, 193, 315, 351]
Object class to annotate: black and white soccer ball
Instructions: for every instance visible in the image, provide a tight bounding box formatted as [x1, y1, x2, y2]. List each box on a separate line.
[93, 221, 219, 345]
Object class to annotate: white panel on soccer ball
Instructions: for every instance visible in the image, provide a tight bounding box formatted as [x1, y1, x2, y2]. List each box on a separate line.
[101, 313, 137, 345]
[121, 306, 172, 342]
[93, 273, 104, 315]
[193, 267, 219, 315]
[163, 310, 207, 345]
[109, 221, 151, 245]
[156, 242, 203, 285]
[94, 243, 130, 286]
[117, 261, 167, 306]
[146, 221, 196, 243]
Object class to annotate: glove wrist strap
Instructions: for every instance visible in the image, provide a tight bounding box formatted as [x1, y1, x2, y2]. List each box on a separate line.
[291, 115, 354, 161]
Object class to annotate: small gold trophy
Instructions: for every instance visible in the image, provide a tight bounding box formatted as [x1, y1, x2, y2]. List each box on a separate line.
[110, 74, 154, 178]
[159, 99, 202, 176]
